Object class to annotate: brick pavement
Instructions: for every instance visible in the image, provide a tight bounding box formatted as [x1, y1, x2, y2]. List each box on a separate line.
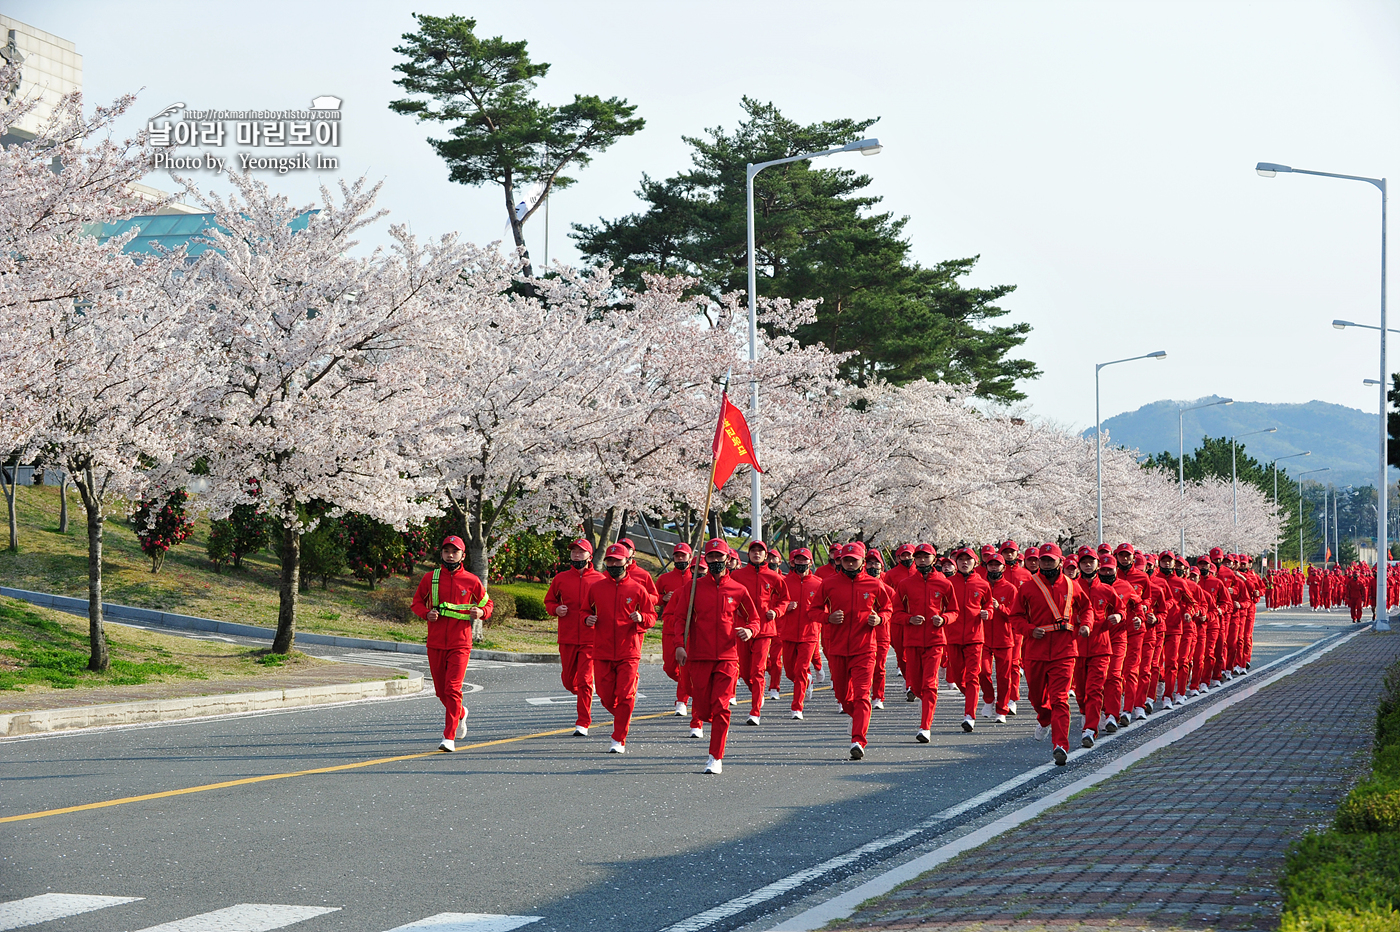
[833, 630, 1400, 932]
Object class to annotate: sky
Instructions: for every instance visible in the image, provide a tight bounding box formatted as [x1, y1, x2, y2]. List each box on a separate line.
[13, 0, 1400, 437]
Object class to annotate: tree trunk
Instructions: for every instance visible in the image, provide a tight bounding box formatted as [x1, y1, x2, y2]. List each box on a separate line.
[273, 523, 299, 654]
[503, 178, 535, 280]
[2, 464, 16, 552]
[58, 473, 69, 534]
[586, 507, 617, 570]
[73, 468, 109, 672]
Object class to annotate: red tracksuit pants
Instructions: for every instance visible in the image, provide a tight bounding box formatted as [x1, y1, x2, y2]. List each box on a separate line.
[1074, 651, 1112, 735]
[891, 623, 907, 682]
[687, 659, 739, 760]
[428, 646, 471, 740]
[1174, 623, 1197, 696]
[738, 635, 774, 716]
[1244, 607, 1257, 663]
[663, 634, 691, 705]
[1103, 627, 1128, 717]
[560, 642, 594, 728]
[1136, 625, 1162, 708]
[1026, 656, 1075, 750]
[1160, 626, 1182, 699]
[1121, 631, 1145, 713]
[904, 643, 944, 730]
[980, 645, 1016, 715]
[871, 624, 891, 701]
[595, 658, 641, 744]
[781, 640, 818, 711]
[944, 641, 982, 718]
[829, 650, 876, 747]
[767, 638, 784, 694]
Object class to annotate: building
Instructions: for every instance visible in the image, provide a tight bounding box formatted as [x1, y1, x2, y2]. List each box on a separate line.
[0, 14, 81, 145]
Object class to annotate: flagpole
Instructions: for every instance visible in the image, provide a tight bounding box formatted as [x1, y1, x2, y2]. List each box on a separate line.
[683, 378, 730, 663]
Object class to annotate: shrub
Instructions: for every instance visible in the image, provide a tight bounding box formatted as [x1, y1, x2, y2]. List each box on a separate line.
[340, 513, 405, 590]
[1337, 777, 1400, 833]
[513, 592, 547, 620]
[207, 519, 237, 574]
[131, 489, 195, 573]
[207, 501, 273, 571]
[489, 528, 561, 583]
[300, 518, 348, 590]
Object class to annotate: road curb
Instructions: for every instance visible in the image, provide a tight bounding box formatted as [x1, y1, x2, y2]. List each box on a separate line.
[0, 586, 564, 664]
[0, 672, 424, 738]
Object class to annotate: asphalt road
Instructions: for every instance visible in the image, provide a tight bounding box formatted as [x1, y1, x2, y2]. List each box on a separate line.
[0, 607, 1357, 932]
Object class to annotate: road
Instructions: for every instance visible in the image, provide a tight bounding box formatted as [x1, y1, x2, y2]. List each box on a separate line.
[0, 608, 1356, 932]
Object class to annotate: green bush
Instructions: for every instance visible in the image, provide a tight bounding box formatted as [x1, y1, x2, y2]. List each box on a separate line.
[1282, 831, 1400, 923]
[1337, 777, 1400, 833]
[484, 590, 515, 627]
[1282, 906, 1400, 932]
[513, 592, 547, 620]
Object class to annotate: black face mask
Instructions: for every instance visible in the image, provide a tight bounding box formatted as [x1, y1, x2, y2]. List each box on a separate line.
[1146, 566, 1156, 576]
[675, 562, 689, 572]
[1098, 571, 1116, 583]
[987, 569, 1004, 581]
[1040, 566, 1062, 583]
[842, 566, 860, 579]
[899, 557, 914, 568]
[571, 559, 589, 570]
[940, 566, 954, 577]
[918, 564, 934, 577]
[706, 559, 726, 576]
[442, 556, 463, 571]
[606, 564, 626, 579]
[791, 562, 810, 575]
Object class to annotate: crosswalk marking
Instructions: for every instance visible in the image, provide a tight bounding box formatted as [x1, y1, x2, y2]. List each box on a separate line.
[0, 894, 141, 930]
[384, 914, 542, 931]
[132, 904, 339, 931]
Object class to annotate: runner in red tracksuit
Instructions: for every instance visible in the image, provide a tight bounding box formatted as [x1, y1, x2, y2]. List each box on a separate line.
[666, 538, 760, 774]
[865, 548, 897, 709]
[893, 543, 959, 742]
[948, 546, 992, 731]
[979, 551, 1020, 721]
[731, 540, 788, 725]
[1194, 558, 1232, 692]
[821, 541, 893, 759]
[1158, 552, 1196, 709]
[1075, 554, 1123, 747]
[1180, 566, 1208, 699]
[1010, 542, 1089, 765]
[616, 537, 661, 612]
[1112, 543, 1153, 724]
[779, 548, 825, 716]
[999, 540, 1032, 714]
[656, 543, 698, 717]
[764, 549, 788, 694]
[1138, 553, 1172, 713]
[411, 536, 493, 751]
[586, 543, 658, 753]
[1102, 558, 1142, 732]
[884, 544, 917, 695]
[544, 538, 606, 737]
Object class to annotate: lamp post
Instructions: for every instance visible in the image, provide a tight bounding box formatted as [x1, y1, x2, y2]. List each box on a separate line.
[1096, 351, 1167, 543]
[746, 137, 882, 542]
[1298, 467, 1330, 567]
[1232, 426, 1277, 545]
[1179, 397, 1234, 554]
[1260, 160, 1387, 629]
[1270, 451, 1310, 570]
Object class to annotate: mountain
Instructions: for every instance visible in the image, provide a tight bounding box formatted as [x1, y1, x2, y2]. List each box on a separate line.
[1087, 397, 1389, 489]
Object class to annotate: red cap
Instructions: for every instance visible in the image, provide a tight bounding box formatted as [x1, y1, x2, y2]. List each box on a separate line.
[569, 537, 594, 554]
[1077, 550, 1098, 563]
[1000, 539, 1019, 553]
[1097, 543, 1112, 554]
[604, 543, 629, 560]
[866, 550, 885, 565]
[1098, 555, 1116, 568]
[1025, 546, 1040, 559]
[790, 547, 812, 560]
[895, 543, 915, 556]
[1133, 553, 1147, 568]
[1197, 555, 1212, 565]
[441, 536, 466, 551]
[748, 540, 768, 553]
[1144, 552, 1158, 564]
[1209, 546, 1224, 561]
[952, 546, 976, 560]
[842, 541, 867, 560]
[673, 542, 692, 557]
[1159, 550, 1175, 562]
[704, 538, 729, 556]
[985, 551, 1006, 565]
[1114, 542, 1134, 556]
[728, 546, 740, 558]
[914, 542, 936, 555]
[1076, 545, 1096, 559]
[1038, 542, 1064, 560]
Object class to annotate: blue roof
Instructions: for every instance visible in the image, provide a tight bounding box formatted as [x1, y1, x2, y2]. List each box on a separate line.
[94, 210, 314, 256]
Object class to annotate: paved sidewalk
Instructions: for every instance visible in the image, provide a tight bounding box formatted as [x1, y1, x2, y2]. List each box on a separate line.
[833, 629, 1399, 932]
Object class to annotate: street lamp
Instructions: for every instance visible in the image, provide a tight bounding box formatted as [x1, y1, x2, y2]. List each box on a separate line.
[1260, 160, 1387, 629]
[1297, 467, 1330, 568]
[746, 137, 882, 541]
[1270, 451, 1310, 571]
[1233, 426, 1277, 545]
[1335, 320, 1400, 335]
[1179, 397, 1234, 554]
[1096, 350, 1167, 543]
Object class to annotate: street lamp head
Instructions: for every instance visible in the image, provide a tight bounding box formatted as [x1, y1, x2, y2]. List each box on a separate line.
[1333, 319, 1354, 330]
[1365, 379, 1383, 386]
[1264, 427, 1278, 434]
[846, 138, 882, 156]
[1148, 350, 1167, 360]
[1256, 161, 1292, 177]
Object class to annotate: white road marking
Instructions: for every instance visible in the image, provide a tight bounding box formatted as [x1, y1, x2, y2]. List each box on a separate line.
[524, 693, 643, 705]
[383, 913, 542, 931]
[132, 903, 339, 931]
[0, 893, 142, 930]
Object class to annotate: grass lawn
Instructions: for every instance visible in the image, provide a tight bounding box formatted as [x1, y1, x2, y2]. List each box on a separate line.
[0, 596, 393, 714]
[0, 485, 659, 655]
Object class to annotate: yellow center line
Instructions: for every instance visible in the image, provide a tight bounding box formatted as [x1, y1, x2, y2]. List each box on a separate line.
[1, 685, 833, 825]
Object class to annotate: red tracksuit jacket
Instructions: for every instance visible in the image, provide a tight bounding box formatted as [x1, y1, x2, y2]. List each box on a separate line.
[820, 572, 893, 657]
[948, 571, 992, 645]
[731, 563, 789, 638]
[986, 575, 1020, 649]
[664, 574, 760, 662]
[586, 575, 657, 662]
[892, 569, 958, 649]
[1080, 576, 1123, 657]
[1011, 574, 1090, 662]
[780, 571, 827, 643]
[545, 565, 606, 646]
[411, 565, 493, 650]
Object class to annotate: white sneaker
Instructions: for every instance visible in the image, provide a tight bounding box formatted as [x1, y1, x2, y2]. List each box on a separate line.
[1117, 713, 1131, 728]
[1187, 688, 1199, 698]
[1081, 728, 1095, 749]
[996, 713, 1006, 723]
[1132, 707, 1146, 721]
[916, 729, 931, 743]
[1068, 688, 1076, 700]
[1161, 696, 1174, 710]
[962, 715, 975, 732]
[873, 699, 885, 710]
[729, 696, 738, 707]
[1144, 698, 1154, 714]
[981, 702, 995, 719]
[609, 740, 626, 754]
[767, 688, 781, 700]
[850, 742, 865, 760]
[689, 726, 703, 738]
[1104, 715, 1118, 734]
[1210, 679, 1221, 688]
[675, 701, 688, 716]
[791, 710, 804, 720]
[455, 715, 467, 741]
[438, 738, 455, 752]
[704, 755, 722, 774]
[573, 725, 589, 737]
[746, 715, 761, 726]
[1008, 701, 1018, 716]
[1034, 723, 1049, 741]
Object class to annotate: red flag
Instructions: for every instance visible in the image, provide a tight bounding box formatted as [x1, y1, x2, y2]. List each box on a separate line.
[711, 392, 762, 489]
[1325, 547, 1332, 562]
